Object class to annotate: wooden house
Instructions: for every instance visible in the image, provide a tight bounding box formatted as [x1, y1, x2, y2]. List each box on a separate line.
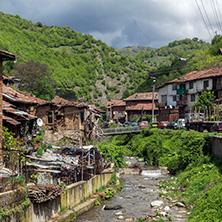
[124, 92, 158, 121]
[107, 100, 126, 123]
[35, 96, 100, 144]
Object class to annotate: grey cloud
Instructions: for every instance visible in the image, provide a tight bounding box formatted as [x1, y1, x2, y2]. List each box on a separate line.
[0, 0, 220, 48]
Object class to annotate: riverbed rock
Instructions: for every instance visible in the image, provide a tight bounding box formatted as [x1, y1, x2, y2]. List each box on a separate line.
[115, 211, 123, 216]
[159, 166, 170, 174]
[124, 168, 141, 175]
[124, 217, 135, 221]
[175, 202, 186, 208]
[103, 205, 122, 210]
[164, 206, 170, 212]
[117, 215, 124, 220]
[160, 211, 168, 217]
[138, 185, 146, 189]
[151, 200, 164, 207]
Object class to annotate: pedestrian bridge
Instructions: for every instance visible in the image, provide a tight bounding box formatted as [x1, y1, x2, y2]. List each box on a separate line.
[102, 126, 142, 136]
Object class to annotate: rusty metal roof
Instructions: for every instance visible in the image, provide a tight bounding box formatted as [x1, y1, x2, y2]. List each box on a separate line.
[124, 92, 158, 101]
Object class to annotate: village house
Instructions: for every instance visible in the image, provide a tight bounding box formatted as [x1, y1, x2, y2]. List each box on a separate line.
[89, 104, 106, 117]
[157, 67, 222, 120]
[124, 92, 158, 122]
[3, 84, 44, 140]
[35, 96, 101, 144]
[107, 100, 126, 123]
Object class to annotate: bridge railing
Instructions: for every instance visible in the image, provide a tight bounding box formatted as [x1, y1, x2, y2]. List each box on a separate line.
[102, 126, 141, 135]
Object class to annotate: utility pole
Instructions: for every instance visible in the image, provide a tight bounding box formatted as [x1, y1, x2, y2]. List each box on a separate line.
[152, 79, 156, 123]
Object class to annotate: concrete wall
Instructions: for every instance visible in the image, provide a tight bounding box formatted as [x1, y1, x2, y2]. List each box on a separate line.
[210, 136, 222, 158]
[0, 172, 112, 222]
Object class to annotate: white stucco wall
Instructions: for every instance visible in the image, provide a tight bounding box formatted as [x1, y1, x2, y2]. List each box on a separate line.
[186, 78, 213, 108]
[158, 84, 177, 107]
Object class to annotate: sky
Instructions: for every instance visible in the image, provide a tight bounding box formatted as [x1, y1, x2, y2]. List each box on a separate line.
[0, 0, 222, 49]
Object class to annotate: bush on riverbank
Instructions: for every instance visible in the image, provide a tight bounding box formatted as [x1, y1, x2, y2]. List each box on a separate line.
[128, 128, 207, 173]
[98, 129, 222, 221]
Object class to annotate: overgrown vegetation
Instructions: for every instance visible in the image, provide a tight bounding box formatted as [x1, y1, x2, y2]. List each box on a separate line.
[98, 129, 222, 221]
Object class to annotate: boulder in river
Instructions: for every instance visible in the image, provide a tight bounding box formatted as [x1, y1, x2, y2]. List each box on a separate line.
[150, 200, 164, 207]
[103, 205, 123, 210]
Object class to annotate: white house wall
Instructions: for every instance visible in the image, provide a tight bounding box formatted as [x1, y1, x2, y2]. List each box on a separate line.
[158, 84, 177, 107]
[186, 78, 213, 108]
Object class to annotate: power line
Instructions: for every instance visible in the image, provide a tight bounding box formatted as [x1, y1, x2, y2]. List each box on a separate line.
[195, 0, 213, 40]
[214, 0, 222, 33]
[200, 0, 215, 36]
[210, 0, 221, 34]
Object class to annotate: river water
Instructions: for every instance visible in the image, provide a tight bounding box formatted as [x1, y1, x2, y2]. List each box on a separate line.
[76, 165, 190, 222]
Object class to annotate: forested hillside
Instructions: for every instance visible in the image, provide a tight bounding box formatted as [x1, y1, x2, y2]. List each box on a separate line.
[2, 11, 222, 105]
[0, 12, 149, 104]
[118, 38, 210, 68]
[133, 36, 222, 93]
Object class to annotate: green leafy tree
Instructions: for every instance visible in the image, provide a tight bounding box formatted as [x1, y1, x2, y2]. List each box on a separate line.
[193, 91, 216, 113]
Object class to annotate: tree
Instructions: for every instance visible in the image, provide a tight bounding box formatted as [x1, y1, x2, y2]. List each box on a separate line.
[13, 61, 55, 100]
[193, 91, 216, 113]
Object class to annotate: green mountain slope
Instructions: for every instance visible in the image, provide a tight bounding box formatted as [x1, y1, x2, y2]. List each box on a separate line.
[118, 38, 210, 69]
[0, 12, 150, 105]
[134, 36, 222, 93]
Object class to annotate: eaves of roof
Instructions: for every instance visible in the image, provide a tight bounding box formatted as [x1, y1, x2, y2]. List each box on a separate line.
[3, 115, 20, 126]
[126, 103, 158, 111]
[158, 67, 222, 89]
[124, 92, 158, 101]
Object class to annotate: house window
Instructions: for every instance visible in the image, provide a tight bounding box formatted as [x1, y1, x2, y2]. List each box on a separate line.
[203, 80, 209, 88]
[118, 111, 123, 116]
[179, 94, 182, 101]
[191, 94, 195, 102]
[47, 111, 53, 124]
[189, 81, 194, 89]
[161, 95, 167, 103]
[173, 95, 176, 101]
[172, 84, 177, 91]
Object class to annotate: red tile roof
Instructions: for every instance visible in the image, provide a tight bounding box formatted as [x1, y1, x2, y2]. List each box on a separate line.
[126, 103, 158, 111]
[111, 100, 126, 106]
[164, 67, 222, 86]
[39, 96, 88, 108]
[3, 85, 45, 104]
[89, 105, 106, 113]
[3, 100, 15, 108]
[3, 115, 20, 126]
[3, 107, 37, 120]
[124, 92, 158, 101]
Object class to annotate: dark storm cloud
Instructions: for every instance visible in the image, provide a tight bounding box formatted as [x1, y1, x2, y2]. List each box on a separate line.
[0, 0, 221, 48]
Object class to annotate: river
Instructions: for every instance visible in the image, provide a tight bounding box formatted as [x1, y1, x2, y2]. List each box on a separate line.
[76, 164, 190, 222]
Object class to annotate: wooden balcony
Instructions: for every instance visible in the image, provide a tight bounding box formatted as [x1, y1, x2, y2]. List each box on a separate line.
[156, 102, 167, 108]
[176, 95, 187, 106]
